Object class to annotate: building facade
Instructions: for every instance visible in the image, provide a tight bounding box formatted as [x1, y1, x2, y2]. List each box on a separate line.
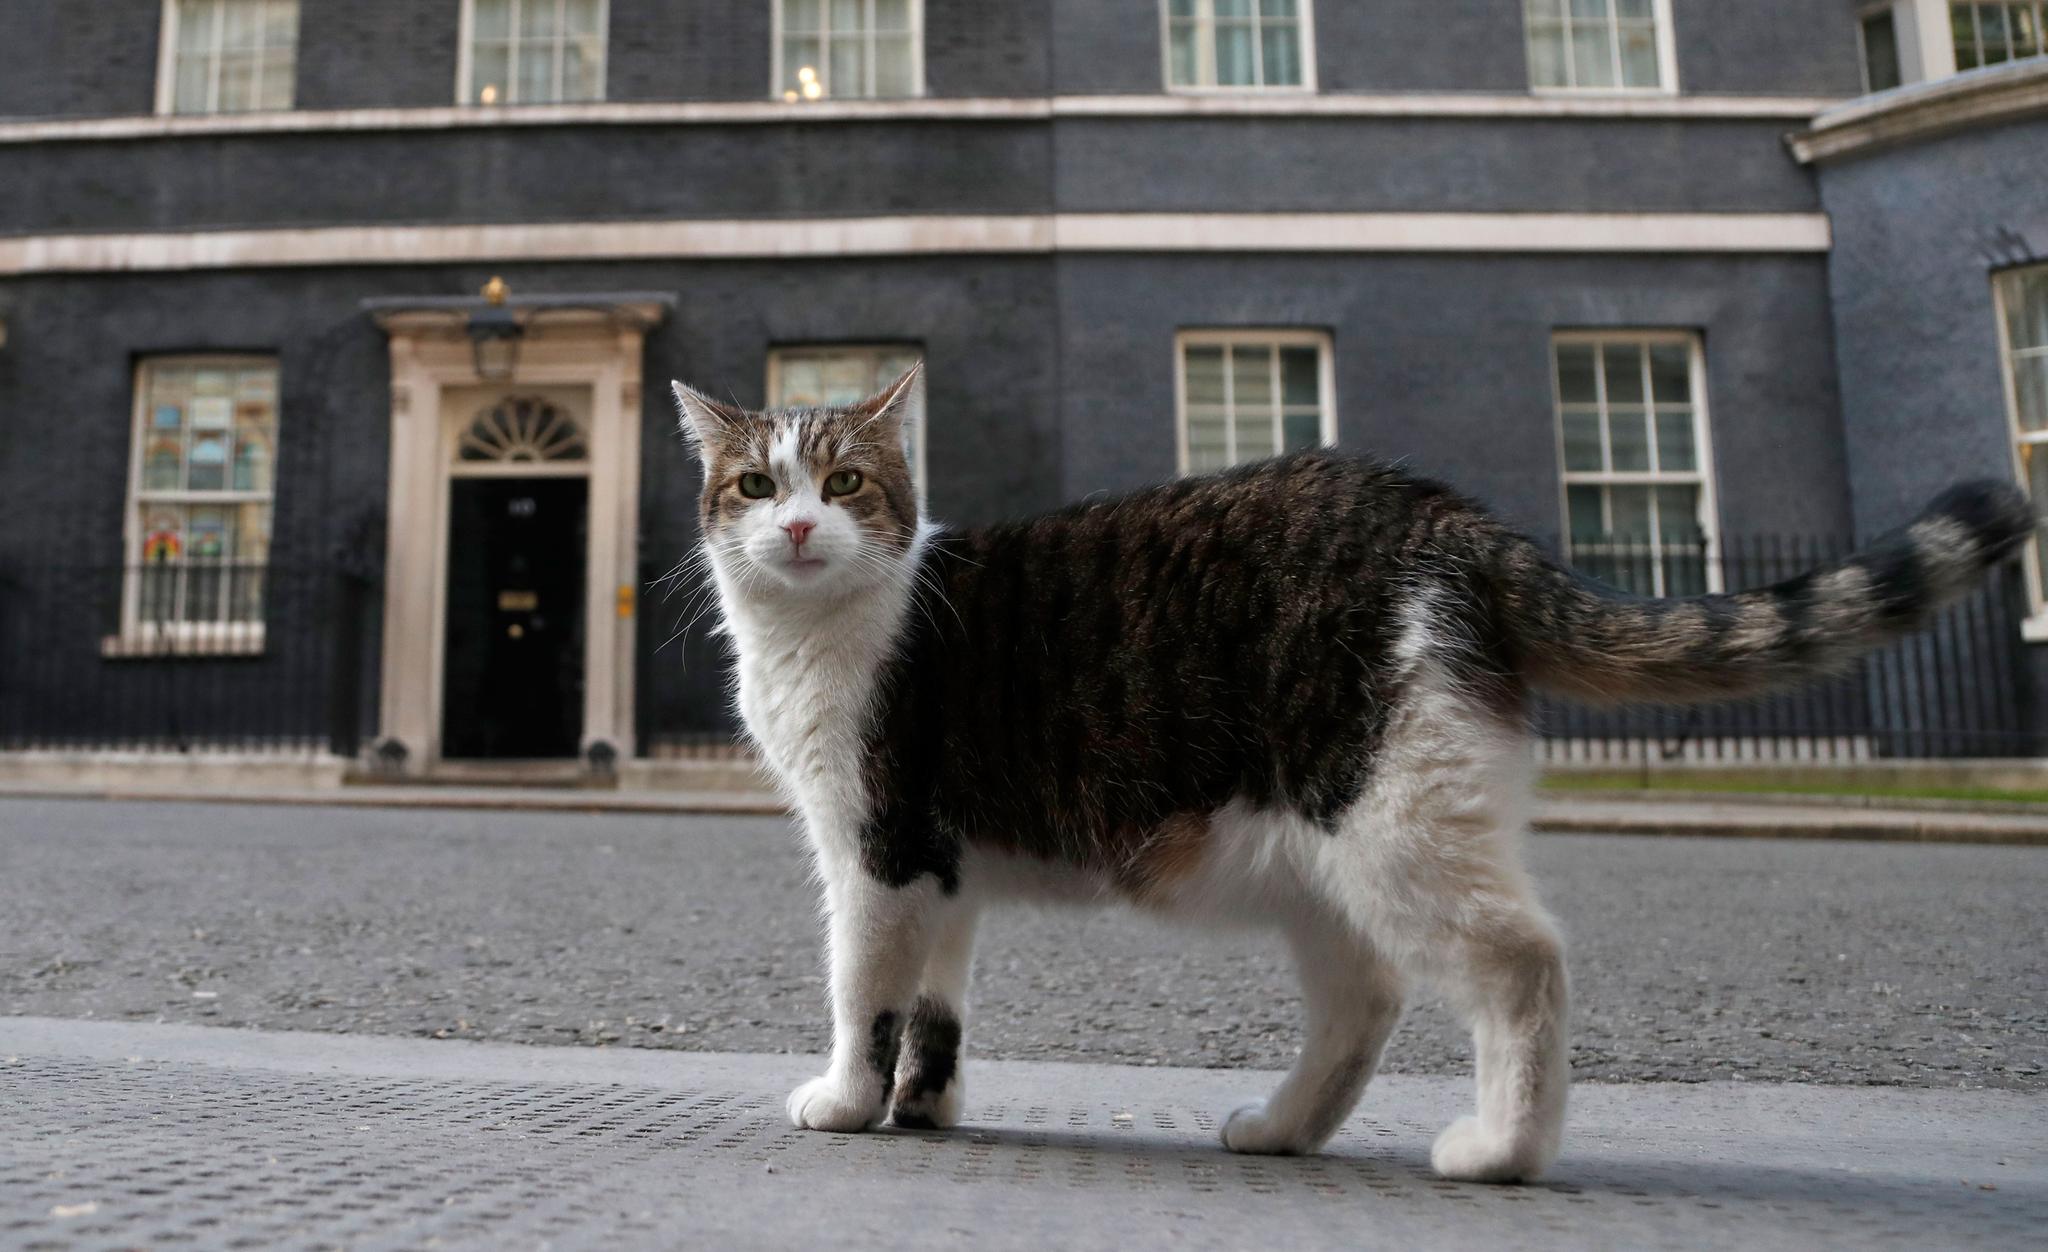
[0, 1, 2042, 773]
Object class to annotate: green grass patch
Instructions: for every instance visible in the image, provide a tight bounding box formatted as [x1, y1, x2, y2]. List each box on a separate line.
[1539, 775, 2048, 805]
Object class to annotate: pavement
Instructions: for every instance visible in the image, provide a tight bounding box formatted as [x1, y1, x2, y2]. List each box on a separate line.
[5, 778, 2048, 842]
[4, 1015, 2044, 1251]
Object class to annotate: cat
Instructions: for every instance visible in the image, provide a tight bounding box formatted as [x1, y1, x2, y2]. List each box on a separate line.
[670, 365, 2034, 1183]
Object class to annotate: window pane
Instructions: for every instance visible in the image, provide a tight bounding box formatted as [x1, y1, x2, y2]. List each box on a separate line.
[562, 37, 602, 100]
[1184, 347, 1226, 407]
[1281, 411, 1321, 451]
[2015, 356, 2048, 433]
[473, 0, 512, 40]
[1614, 0, 1652, 17]
[518, 0, 558, 39]
[1567, 485, 1605, 540]
[1215, 23, 1258, 85]
[2030, 448, 2048, 593]
[1655, 485, 1702, 543]
[1617, 22, 1659, 86]
[257, 47, 294, 109]
[1555, 343, 1597, 403]
[1608, 407, 1651, 471]
[1569, 0, 1610, 17]
[472, 43, 511, 102]
[874, 33, 914, 93]
[1279, 347, 1319, 406]
[2016, 5, 2040, 57]
[566, 0, 603, 36]
[1955, 5, 1982, 69]
[1187, 408, 1231, 471]
[830, 36, 867, 96]
[1647, 342, 1690, 402]
[1982, 3, 2012, 62]
[1863, 12, 1902, 90]
[1168, 21, 1199, 85]
[1654, 409, 1697, 471]
[1561, 409, 1602, 471]
[144, 435, 185, 490]
[188, 432, 230, 490]
[177, 0, 218, 53]
[218, 51, 260, 110]
[1608, 484, 1651, 540]
[518, 42, 556, 101]
[1602, 343, 1645, 404]
[2006, 268, 2048, 350]
[1231, 346, 1274, 412]
[1216, 0, 1254, 16]
[1528, 21, 1568, 86]
[1662, 548, 1708, 597]
[174, 55, 212, 112]
[1261, 21, 1303, 85]
[783, 36, 823, 92]
[1571, 22, 1616, 87]
[873, 0, 912, 29]
[1260, 0, 1298, 15]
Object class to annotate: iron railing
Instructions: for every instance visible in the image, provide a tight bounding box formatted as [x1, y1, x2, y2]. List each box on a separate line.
[0, 561, 376, 755]
[1535, 533, 2039, 762]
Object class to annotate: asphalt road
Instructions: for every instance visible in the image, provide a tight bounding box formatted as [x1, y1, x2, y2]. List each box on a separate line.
[1, 797, 2042, 1088]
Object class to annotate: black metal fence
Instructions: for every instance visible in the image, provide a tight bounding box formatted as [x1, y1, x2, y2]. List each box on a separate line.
[1535, 534, 2039, 762]
[0, 561, 376, 755]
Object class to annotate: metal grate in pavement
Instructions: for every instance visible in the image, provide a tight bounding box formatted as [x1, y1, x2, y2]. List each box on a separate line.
[1, 1044, 2043, 1251]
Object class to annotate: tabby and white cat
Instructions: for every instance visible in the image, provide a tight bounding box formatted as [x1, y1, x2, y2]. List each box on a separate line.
[671, 366, 2031, 1182]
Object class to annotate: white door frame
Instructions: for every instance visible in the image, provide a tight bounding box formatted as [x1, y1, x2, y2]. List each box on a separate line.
[370, 305, 662, 771]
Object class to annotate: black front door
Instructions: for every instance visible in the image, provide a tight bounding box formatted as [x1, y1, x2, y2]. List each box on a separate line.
[442, 477, 588, 759]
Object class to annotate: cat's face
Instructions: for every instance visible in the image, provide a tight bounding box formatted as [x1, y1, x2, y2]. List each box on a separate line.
[671, 367, 923, 601]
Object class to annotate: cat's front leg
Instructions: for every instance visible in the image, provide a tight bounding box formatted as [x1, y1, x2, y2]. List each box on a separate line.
[889, 899, 978, 1129]
[787, 862, 941, 1133]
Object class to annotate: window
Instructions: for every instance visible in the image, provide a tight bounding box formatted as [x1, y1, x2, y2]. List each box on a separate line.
[1952, 2, 2047, 70]
[1176, 331, 1334, 473]
[462, 0, 607, 106]
[158, 0, 297, 115]
[1552, 333, 1716, 598]
[1996, 266, 2048, 616]
[776, 0, 922, 101]
[766, 345, 926, 490]
[1524, 0, 1672, 92]
[1861, 7, 1904, 91]
[1162, 0, 1313, 91]
[123, 358, 281, 646]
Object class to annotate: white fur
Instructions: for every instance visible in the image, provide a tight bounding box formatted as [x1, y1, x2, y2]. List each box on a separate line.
[691, 395, 1570, 1179]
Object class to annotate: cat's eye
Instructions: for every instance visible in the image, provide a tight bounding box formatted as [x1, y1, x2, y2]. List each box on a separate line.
[824, 470, 863, 498]
[738, 472, 776, 499]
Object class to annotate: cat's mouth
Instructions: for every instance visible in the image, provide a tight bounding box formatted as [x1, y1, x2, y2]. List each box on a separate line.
[783, 556, 828, 573]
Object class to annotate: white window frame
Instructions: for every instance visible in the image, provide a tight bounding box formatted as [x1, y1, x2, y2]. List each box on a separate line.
[765, 344, 928, 496]
[1173, 329, 1337, 475]
[1992, 266, 2048, 634]
[1523, 0, 1680, 96]
[771, 0, 927, 101]
[1550, 330, 1721, 597]
[153, 0, 299, 116]
[114, 355, 282, 656]
[456, 0, 611, 107]
[1947, 1, 2048, 72]
[1158, 0, 1319, 94]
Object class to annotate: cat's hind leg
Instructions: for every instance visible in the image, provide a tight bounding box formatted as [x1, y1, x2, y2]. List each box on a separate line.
[890, 898, 978, 1129]
[1328, 698, 1569, 1183]
[1221, 911, 1404, 1155]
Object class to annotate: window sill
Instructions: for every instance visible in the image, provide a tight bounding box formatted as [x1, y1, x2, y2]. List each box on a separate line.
[101, 625, 267, 659]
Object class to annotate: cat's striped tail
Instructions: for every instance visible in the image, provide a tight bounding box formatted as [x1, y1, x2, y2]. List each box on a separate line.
[1487, 481, 2037, 706]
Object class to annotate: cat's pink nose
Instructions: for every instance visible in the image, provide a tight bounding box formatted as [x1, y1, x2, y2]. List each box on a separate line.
[783, 519, 816, 548]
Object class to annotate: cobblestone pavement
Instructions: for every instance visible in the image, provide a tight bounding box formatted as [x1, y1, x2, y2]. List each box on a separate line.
[1, 797, 2043, 1087]
[4, 1017, 2045, 1251]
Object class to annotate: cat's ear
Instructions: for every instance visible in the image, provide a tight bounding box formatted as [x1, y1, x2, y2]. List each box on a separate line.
[852, 361, 923, 458]
[670, 380, 746, 452]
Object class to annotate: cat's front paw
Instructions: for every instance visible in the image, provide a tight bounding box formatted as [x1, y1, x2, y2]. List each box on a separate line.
[1429, 1116, 1547, 1184]
[787, 1073, 884, 1133]
[1220, 1102, 1311, 1156]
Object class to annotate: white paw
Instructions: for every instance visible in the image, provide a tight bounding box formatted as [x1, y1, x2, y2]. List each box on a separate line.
[1430, 1116, 1546, 1183]
[787, 1073, 883, 1133]
[1220, 1102, 1307, 1156]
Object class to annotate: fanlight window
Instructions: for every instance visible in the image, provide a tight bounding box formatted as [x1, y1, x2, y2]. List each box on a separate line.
[458, 396, 588, 463]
